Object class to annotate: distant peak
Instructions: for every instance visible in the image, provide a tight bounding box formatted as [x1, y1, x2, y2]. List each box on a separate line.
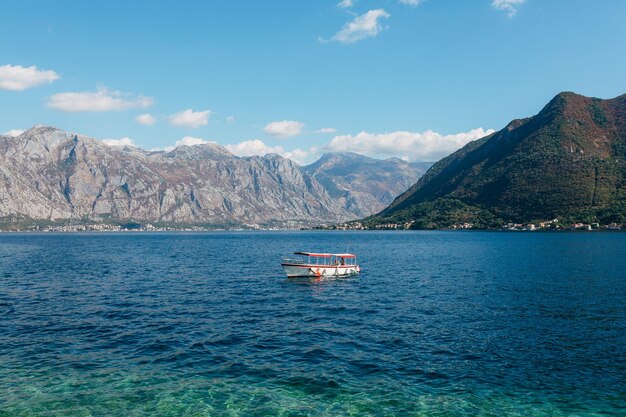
[24, 125, 66, 135]
[533, 91, 595, 121]
[262, 153, 300, 166]
[319, 151, 371, 161]
[551, 91, 626, 102]
[20, 125, 75, 144]
[553, 91, 584, 100]
[263, 152, 285, 160]
[164, 142, 234, 160]
[197, 142, 233, 154]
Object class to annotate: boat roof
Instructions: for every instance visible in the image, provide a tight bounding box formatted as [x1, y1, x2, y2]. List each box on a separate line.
[294, 252, 356, 258]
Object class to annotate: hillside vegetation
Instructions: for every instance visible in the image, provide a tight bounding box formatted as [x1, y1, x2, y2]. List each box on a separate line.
[366, 92, 626, 229]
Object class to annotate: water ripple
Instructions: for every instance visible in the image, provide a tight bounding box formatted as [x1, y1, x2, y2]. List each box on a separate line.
[0, 231, 625, 416]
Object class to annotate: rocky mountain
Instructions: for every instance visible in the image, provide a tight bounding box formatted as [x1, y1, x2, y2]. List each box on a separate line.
[369, 92, 626, 228]
[0, 126, 427, 228]
[303, 152, 431, 216]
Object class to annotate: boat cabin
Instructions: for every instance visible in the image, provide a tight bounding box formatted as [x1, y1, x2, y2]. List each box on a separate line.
[287, 252, 357, 266]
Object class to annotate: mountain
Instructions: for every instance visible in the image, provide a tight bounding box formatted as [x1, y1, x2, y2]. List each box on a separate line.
[0, 126, 427, 229]
[369, 92, 626, 228]
[303, 152, 431, 216]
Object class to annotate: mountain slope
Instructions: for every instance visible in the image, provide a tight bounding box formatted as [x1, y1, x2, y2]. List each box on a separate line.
[303, 152, 431, 216]
[0, 126, 427, 228]
[0, 126, 350, 226]
[371, 92, 626, 228]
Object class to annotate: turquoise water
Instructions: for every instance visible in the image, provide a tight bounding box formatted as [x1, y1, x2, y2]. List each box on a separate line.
[0, 231, 625, 416]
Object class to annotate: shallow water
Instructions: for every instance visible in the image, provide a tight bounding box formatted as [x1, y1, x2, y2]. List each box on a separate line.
[0, 231, 625, 416]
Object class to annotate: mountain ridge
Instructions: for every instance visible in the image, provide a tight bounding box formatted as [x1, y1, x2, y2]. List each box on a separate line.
[303, 152, 431, 216]
[0, 126, 429, 228]
[369, 91, 626, 228]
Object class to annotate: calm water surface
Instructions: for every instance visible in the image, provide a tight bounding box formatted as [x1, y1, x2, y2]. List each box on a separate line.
[0, 231, 625, 416]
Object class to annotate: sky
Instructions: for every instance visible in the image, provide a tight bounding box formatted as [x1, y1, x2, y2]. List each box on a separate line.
[0, 0, 624, 164]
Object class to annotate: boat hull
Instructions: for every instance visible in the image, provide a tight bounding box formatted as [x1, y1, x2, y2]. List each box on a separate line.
[281, 263, 360, 278]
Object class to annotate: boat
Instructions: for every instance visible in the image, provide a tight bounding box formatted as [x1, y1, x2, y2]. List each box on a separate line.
[281, 252, 361, 278]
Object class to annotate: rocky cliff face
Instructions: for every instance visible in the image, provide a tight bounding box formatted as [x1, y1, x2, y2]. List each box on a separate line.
[0, 126, 349, 225]
[0, 126, 427, 227]
[303, 152, 431, 216]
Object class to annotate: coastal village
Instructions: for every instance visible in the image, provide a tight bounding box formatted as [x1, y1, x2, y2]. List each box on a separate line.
[0, 218, 622, 232]
[322, 219, 623, 231]
[0, 220, 314, 232]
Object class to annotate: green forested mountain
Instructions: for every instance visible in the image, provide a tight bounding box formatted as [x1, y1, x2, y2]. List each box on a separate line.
[368, 92, 626, 229]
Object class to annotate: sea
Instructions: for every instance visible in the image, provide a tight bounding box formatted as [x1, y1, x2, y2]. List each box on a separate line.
[0, 231, 624, 416]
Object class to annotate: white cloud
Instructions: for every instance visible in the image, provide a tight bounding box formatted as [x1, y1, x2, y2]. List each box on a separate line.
[315, 127, 337, 134]
[237, 128, 491, 164]
[168, 109, 211, 128]
[135, 113, 156, 126]
[0, 65, 59, 91]
[175, 136, 210, 147]
[283, 147, 320, 165]
[200, 127, 494, 165]
[226, 115, 236, 123]
[153, 136, 216, 152]
[48, 86, 153, 112]
[102, 137, 135, 147]
[323, 9, 390, 44]
[226, 140, 286, 157]
[325, 128, 495, 161]
[263, 120, 304, 138]
[338, 0, 353, 7]
[225, 139, 318, 165]
[96, 126, 494, 166]
[399, 0, 423, 5]
[3, 129, 25, 137]
[492, 0, 526, 17]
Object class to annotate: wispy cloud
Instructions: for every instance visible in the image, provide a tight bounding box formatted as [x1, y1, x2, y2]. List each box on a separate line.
[315, 127, 337, 134]
[175, 136, 210, 147]
[225, 139, 317, 165]
[398, 0, 423, 6]
[3, 129, 25, 137]
[337, 0, 354, 8]
[491, 0, 526, 17]
[263, 120, 304, 138]
[102, 137, 135, 147]
[283, 148, 320, 165]
[226, 139, 286, 157]
[48, 85, 153, 112]
[168, 109, 211, 128]
[0, 64, 59, 91]
[325, 128, 495, 161]
[322, 9, 390, 44]
[226, 115, 236, 123]
[135, 113, 156, 126]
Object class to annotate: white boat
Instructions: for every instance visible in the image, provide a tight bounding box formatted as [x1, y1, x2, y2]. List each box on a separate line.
[281, 252, 361, 278]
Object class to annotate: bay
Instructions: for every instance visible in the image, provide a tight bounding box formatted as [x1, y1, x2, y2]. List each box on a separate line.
[0, 231, 625, 416]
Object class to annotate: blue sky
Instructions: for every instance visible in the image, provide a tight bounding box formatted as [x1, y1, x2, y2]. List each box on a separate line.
[1, 0, 624, 163]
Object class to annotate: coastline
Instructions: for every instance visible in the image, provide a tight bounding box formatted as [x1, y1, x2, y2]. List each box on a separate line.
[0, 227, 623, 233]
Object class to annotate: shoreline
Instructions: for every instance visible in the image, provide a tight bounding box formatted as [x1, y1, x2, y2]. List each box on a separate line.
[0, 228, 623, 234]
